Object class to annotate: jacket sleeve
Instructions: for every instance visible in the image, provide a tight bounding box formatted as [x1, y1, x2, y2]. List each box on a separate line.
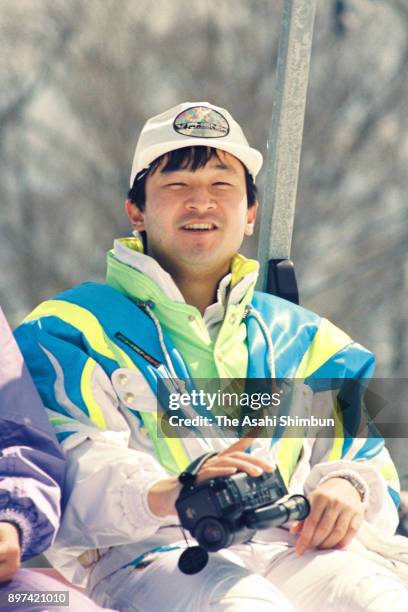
[14, 313, 171, 554]
[302, 340, 400, 534]
[0, 308, 65, 560]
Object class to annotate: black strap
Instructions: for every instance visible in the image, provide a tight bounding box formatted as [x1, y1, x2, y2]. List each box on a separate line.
[178, 452, 218, 488]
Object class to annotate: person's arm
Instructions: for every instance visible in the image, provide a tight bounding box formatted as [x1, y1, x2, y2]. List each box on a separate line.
[14, 312, 276, 557]
[293, 341, 399, 553]
[148, 436, 275, 517]
[0, 445, 62, 563]
[0, 308, 65, 566]
[14, 313, 178, 553]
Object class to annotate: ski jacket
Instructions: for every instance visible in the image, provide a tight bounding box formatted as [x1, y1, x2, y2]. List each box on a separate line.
[0, 307, 65, 560]
[14, 241, 400, 585]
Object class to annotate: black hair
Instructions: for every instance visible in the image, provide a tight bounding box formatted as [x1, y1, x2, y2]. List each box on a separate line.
[127, 146, 257, 211]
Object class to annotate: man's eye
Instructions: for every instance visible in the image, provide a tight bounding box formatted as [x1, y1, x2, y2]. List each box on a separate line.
[164, 183, 187, 189]
[213, 182, 232, 187]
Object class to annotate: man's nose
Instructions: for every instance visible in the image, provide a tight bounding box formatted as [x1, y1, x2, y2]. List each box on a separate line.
[185, 188, 216, 210]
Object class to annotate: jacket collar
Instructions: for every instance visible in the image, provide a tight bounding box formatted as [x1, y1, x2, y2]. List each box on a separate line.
[108, 237, 259, 319]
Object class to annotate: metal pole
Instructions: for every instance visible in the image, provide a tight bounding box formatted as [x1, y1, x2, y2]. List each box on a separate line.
[257, 0, 317, 298]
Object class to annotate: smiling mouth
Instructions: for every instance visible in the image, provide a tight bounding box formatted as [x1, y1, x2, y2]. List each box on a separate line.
[181, 223, 218, 231]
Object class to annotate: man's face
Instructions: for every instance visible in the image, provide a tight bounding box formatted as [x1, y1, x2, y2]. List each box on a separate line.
[126, 150, 257, 278]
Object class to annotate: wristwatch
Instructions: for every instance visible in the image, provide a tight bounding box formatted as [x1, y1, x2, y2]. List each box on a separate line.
[335, 474, 367, 502]
[319, 469, 369, 504]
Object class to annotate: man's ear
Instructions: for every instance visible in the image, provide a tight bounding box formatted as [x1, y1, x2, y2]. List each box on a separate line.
[244, 201, 258, 236]
[125, 199, 145, 231]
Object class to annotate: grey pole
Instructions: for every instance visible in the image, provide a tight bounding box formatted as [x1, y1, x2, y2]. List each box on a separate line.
[256, 0, 317, 295]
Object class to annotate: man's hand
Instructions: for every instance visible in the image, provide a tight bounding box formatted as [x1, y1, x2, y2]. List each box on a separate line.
[290, 477, 364, 555]
[195, 436, 275, 483]
[148, 435, 275, 517]
[0, 522, 21, 582]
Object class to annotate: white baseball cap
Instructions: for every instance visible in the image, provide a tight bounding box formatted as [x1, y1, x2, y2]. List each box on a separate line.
[129, 101, 263, 186]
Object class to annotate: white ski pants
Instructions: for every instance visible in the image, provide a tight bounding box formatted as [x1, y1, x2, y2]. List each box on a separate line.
[89, 530, 408, 612]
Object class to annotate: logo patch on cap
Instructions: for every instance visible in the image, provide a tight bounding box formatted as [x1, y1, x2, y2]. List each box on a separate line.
[173, 106, 229, 138]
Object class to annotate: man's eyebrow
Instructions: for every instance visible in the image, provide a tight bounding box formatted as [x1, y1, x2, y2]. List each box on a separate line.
[159, 162, 239, 175]
[213, 163, 238, 173]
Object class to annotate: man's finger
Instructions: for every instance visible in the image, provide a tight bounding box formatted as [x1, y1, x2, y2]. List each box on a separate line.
[316, 509, 351, 549]
[295, 495, 327, 554]
[196, 467, 238, 483]
[203, 456, 264, 477]
[220, 451, 274, 472]
[309, 504, 344, 549]
[335, 514, 363, 549]
[289, 520, 303, 534]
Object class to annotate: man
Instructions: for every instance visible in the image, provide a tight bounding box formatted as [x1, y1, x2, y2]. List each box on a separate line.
[0, 308, 116, 610]
[15, 102, 408, 610]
